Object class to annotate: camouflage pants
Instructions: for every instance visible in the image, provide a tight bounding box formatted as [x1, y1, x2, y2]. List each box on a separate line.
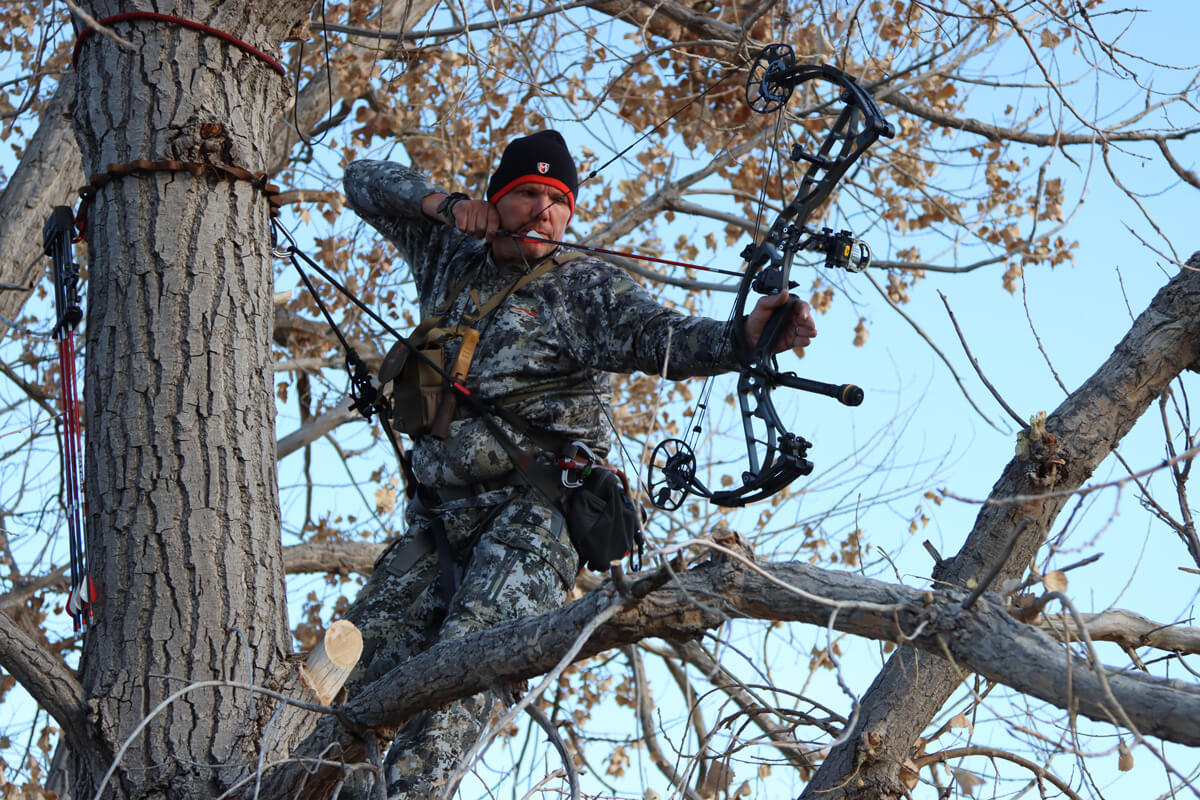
[342, 484, 578, 799]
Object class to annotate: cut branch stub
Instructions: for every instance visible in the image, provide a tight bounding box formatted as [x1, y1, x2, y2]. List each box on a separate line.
[301, 619, 364, 705]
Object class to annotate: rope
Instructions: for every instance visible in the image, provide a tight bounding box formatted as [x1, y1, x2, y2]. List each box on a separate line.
[72, 12, 286, 77]
[76, 159, 281, 236]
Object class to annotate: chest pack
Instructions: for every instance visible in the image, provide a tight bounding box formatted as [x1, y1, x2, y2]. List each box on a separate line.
[378, 253, 564, 439]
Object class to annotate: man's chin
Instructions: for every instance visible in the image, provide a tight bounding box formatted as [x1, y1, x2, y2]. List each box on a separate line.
[520, 240, 556, 260]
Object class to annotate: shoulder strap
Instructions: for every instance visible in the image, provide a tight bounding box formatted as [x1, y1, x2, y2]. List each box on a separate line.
[466, 250, 569, 322]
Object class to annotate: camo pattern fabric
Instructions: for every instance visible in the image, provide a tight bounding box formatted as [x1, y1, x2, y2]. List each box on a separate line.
[341, 486, 575, 799]
[344, 159, 744, 488]
[341, 159, 744, 799]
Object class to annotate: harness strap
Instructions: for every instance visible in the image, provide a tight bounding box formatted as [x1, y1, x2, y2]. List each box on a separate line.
[414, 249, 574, 346]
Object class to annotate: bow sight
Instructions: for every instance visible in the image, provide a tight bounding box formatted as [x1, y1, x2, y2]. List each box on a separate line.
[646, 46, 892, 511]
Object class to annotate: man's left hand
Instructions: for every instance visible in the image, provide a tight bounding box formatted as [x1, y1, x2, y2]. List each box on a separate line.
[743, 292, 817, 353]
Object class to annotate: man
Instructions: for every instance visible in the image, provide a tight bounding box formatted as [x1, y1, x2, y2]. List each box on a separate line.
[340, 129, 815, 798]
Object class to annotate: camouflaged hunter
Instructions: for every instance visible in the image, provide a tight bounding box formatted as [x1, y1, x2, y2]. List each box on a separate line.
[336, 129, 812, 799]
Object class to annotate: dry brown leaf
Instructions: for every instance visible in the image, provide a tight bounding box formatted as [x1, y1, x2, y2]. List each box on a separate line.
[1043, 570, 1068, 593]
[1118, 739, 1135, 771]
[949, 766, 985, 797]
[374, 485, 397, 515]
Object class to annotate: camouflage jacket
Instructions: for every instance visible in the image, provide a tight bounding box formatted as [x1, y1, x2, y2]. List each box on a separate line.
[344, 160, 742, 488]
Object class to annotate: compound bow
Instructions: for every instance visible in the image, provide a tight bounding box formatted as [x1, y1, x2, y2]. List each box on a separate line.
[646, 44, 894, 510]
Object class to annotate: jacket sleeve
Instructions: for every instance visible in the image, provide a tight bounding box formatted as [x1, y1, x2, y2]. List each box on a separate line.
[554, 258, 746, 379]
[343, 160, 468, 293]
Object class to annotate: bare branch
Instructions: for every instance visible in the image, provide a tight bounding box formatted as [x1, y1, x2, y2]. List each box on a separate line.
[1039, 608, 1200, 656]
[264, 550, 1200, 796]
[282, 539, 385, 575]
[276, 395, 358, 460]
[0, 611, 90, 758]
[803, 252, 1200, 798]
[1155, 136, 1200, 190]
[886, 90, 1200, 147]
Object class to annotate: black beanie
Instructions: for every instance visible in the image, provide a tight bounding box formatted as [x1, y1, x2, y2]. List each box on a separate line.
[486, 130, 578, 216]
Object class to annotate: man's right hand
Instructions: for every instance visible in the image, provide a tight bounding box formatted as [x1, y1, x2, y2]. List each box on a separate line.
[422, 193, 501, 240]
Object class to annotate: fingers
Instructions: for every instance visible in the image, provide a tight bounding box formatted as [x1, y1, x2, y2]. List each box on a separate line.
[785, 300, 817, 350]
[794, 300, 816, 339]
[744, 295, 817, 353]
[745, 291, 792, 351]
[452, 200, 499, 240]
[757, 289, 790, 310]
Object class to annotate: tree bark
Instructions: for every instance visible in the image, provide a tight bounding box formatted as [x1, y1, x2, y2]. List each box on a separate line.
[800, 252, 1200, 799]
[0, 73, 82, 335]
[69, 3, 309, 797]
[0, 1, 438, 339]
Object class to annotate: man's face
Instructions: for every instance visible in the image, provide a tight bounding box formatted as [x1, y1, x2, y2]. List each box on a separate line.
[490, 182, 572, 265]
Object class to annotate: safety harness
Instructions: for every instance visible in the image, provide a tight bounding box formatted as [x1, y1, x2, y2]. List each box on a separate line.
[272, 224, 642, 596]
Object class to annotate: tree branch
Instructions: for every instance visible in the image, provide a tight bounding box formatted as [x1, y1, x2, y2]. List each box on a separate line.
[802, 251, 1200, 799]
[886, 91, 1200, 147]
[1155, 136, 1200, 190]
[0, 611, 91, 759]
[258, 548, 1200, 797]
[281, 539, 385, 574]
[1038, 608, 1200, 656]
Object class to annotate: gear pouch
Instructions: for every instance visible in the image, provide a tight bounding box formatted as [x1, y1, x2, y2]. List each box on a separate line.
[564, 467, 644, 572]
[379, 339, 444, 438]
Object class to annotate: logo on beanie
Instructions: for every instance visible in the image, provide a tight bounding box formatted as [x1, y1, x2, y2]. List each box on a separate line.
[537, 162, 550, 174]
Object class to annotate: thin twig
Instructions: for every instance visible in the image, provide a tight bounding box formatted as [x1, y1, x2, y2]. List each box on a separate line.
[91, 679, 342, 800]
[443, 602, 622, 799]
[62, 0, 135, 50]
[939, 291, 1026, 429]
[865, 273, 1002, 432]
[913, 746, 1084, 800]
[943, 441, 1200, 506]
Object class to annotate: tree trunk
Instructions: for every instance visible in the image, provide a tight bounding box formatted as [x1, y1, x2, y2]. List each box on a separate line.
[69, 3, 308, 796]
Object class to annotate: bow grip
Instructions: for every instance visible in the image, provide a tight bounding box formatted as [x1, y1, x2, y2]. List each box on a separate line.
[754, 295, 799, 360]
